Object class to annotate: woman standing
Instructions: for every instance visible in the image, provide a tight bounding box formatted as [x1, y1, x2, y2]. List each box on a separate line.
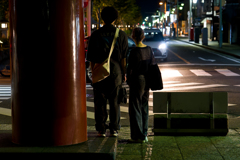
[127, 28, 156, 143]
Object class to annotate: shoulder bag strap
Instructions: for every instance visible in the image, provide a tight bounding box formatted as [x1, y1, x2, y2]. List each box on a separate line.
[108, 28, 119, 59]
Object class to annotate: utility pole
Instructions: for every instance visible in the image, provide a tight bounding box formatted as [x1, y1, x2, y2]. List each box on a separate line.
[212, 0, 214, 41]
[219, 0, 222, 47]
[189, 0, 192, 40]
[177, 0, 178, 38]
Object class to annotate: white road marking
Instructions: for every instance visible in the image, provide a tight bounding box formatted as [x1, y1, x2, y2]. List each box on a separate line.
[163, 82, 203, 87]
[161, 70, 183, 77]
[198, 57, 216, 62]
[228, 104, 237, 106]
[151, 84, 228, 92]
[175, 39, 240, 63]
[211, 52, 240, 63]
[0, 107, 11, 116]
[234, 85, 240, 87]
[163, 81, 181, 84]
[190, 69, 212, 76]
[0, 97, 11, 100]
[215, 69, 240, 76]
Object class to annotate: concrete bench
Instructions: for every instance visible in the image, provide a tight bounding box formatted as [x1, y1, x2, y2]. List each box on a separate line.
[152, 92, 228, 136]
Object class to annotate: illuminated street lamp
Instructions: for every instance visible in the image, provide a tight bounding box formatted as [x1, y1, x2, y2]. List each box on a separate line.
[159, 2, 163, 5]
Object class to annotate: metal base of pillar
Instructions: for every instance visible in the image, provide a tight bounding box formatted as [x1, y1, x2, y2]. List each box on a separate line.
[0, 130, 117, 160]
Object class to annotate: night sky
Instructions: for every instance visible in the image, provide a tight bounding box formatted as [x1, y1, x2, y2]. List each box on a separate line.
[136, 0, 161, 18]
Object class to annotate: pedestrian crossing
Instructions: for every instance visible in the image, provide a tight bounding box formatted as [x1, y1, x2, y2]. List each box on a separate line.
[0, 67, 240, 119]
[160, 68, 240, 77]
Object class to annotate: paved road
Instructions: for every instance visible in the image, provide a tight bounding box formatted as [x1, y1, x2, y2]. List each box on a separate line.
[1, 39, 240, 129]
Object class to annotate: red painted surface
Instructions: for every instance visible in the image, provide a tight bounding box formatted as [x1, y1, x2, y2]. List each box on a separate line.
[9, 0, 87, 146]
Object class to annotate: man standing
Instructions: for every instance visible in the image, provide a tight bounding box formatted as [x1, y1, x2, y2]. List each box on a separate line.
[87, 7, 128, 137]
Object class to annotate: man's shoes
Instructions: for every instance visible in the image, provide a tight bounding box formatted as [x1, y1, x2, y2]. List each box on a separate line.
[110, 130, 118, 137]
[128, 139, 145, 143]
[97, 131, 106, 137]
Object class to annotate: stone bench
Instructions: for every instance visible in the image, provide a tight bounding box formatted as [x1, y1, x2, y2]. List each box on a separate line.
[152, 92, 228, 136]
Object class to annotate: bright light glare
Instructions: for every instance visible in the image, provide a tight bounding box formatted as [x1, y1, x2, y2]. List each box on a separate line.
[181, 3, 184, 6]
[0, 40, 3, 44]
[179, 6, 183, 10]
[159, 43, 166, 49]
[193, 0, 197, 3]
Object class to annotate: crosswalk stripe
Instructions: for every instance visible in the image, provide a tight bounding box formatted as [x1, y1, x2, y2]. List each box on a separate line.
[190, 69, 212, 76]
[215, 69, 240, 76]
[234, 85, 240, 87]
[151, 84, 228, 92]
[161, 70, 183, 77]
[0, 97, 11, 100]
[0, 107, 11, 116]
[163, 82, 203, 87]
[163, 81, 180, 84]
[0, 94, 11, 96]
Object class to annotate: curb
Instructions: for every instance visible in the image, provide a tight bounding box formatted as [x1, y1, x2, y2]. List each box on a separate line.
[175, 38, 240, 59]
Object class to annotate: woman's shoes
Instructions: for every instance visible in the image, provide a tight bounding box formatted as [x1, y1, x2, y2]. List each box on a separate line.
[144, 136, 148, 142]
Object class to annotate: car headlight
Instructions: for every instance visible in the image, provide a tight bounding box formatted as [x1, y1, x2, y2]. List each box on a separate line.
[158, 43, 166, 49]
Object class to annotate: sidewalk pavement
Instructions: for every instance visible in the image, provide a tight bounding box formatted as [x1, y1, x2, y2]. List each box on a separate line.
[1, 125, 240, 159]
[174, 36, 240, 59]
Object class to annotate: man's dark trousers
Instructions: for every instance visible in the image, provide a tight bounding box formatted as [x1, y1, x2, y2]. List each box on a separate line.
[93, 79, 121, 133]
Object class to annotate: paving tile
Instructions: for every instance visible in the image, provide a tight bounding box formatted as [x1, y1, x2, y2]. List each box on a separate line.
[151, 147, 183, 160]
[177, 141, 214, 148]
[182, 154, 224, 160]
[120, 145, 143, 155]
[175, 136, 211, 142]
[151, 136, 178, 147]
[116, 155, 142, 160]
[210, 136, 240, 148]
[179, 142, 220, 156]
[217, 147, 240, 160]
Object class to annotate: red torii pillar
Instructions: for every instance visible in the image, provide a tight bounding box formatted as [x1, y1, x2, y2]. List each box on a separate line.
[9, 0, 87, 146]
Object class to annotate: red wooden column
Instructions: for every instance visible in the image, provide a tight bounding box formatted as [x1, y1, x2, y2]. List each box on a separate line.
[9, 0, 87, 146]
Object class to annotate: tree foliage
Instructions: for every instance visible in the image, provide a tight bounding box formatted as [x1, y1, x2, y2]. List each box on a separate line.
[92, 0, 142, 26]
[0, 0, 9, 21]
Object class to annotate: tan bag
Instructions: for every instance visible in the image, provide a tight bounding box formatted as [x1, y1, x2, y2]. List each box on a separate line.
[92, 28, 119, 84]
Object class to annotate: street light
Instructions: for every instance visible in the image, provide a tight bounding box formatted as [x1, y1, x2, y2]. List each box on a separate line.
[159, 2, 163, 5]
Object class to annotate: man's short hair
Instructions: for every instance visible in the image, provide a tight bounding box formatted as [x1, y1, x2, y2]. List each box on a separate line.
[101, 7, 118, 24]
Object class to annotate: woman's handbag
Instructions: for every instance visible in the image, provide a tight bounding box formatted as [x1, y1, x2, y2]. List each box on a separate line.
[148, 64, 163, 90]
[92, 28, 119, 84]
